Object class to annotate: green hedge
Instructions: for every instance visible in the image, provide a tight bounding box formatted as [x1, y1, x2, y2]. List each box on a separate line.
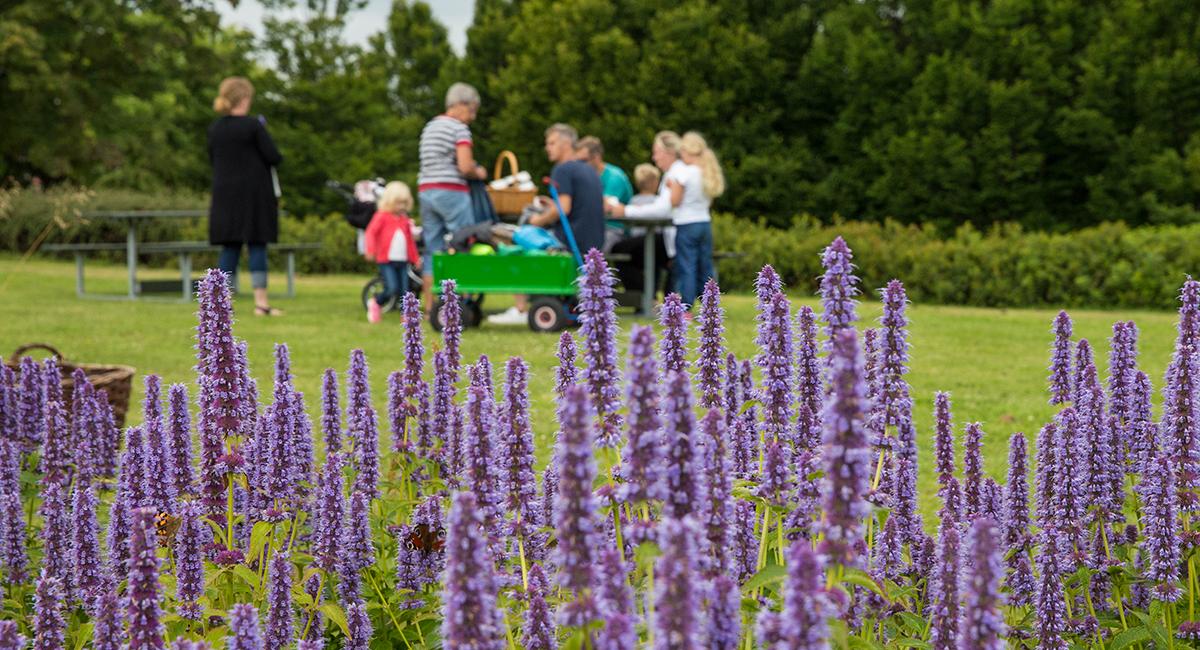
[5, 186, 1198, 310]
[712, 215, 1198, 310]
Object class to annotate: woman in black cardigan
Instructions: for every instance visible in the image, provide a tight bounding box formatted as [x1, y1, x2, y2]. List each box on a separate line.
[208, 76, 284, 316]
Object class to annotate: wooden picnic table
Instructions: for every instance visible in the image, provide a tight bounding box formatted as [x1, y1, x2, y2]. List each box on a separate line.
[41, 210, 318, 301]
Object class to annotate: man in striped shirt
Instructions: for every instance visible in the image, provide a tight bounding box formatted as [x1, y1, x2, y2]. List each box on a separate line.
[418, 82, 488, 311]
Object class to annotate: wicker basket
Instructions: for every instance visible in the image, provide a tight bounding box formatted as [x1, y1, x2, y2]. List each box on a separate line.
[486, 150, 538, 216]
[6, 343, 136, 428]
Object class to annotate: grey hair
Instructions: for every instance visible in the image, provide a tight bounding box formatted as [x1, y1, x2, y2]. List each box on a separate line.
[544, 123, 578, 146]
[445, 82, 480, 109]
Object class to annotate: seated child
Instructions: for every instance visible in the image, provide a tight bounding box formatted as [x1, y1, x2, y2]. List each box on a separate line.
[363, 181, 420, 323]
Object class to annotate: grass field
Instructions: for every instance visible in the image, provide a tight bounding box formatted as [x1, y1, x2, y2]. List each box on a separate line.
[0, 254, 1182, 514]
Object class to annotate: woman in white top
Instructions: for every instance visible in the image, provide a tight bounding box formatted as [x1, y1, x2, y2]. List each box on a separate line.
[609, 130, 725, 308]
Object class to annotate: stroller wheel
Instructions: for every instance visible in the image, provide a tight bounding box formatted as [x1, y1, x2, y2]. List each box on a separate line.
[361, 276, 400, 313]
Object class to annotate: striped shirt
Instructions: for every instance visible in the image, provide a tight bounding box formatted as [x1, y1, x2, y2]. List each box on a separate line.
[418, 115, 472, 192]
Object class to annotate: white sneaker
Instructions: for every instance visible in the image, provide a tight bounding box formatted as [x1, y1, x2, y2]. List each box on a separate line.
[486, 306, 528, 326]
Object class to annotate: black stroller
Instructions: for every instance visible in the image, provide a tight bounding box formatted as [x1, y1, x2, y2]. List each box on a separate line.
[326, 179, 424, 314]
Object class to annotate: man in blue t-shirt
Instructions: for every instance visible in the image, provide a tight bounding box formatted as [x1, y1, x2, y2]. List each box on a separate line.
[487, 123, 606, 325]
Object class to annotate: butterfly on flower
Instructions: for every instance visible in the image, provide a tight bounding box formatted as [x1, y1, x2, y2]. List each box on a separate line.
[405, 523, 446, 554]
[155, 512, 182, 547]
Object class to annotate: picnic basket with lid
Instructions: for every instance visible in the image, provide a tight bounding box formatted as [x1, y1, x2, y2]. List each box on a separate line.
[486, 150, 538, 216]
[6, 343, 136, 428]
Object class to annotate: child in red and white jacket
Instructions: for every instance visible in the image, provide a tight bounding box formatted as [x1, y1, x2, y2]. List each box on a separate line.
[364, 181, 420, 323]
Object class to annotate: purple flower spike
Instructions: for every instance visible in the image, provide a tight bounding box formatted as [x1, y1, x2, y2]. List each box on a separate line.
[344, 596, 373, 650]
[732, 500, 759, 583]
[1140, 451, 1183, 601]
[933, 392, 955, 487]
[756, 291, 794, 446]
[877, 280, 913, 432]
[0, 443, 27, 582]
[313, 452, 346, 571]
[962, 422, 984, 520]
[1048, 311, 1073, 404]
[166, 384, 195, 497]
[39, 371, 71, 483]
[553, 385, 602, 627]
[463, 384, 500, 526]
[71, 481, 103, 612]
[1162, 295, 1200, 504]
[872, 511, 903, 582]
[69, 370, 95, 480]
[794, 305, 823, 449]
[174, 500, 207, 620]
[652, 516, 702, 649]
[1131, 371, 1155, 474]
[429, 350, 456, 471]
[891, 452, 919, 545]
[700, 409, 732, 572]
[555, 331, 578, 398]
[929, 519, 961, 650]
[141, 375, 175, 511]
[38, 478, 72, 600]
[730, 411, 758, 480]
[778, 541, 831, 649]
[402, 291, 425, 409]
[105, 475, 133, 581]
[500, 357, 538, 529]
[0, 622, 24, 650]
[440, 279, 463, 377]
[228, 602, 264, 650]
[194, 269, 242, 515]
[1108, 321, 1139, 431]
[596, 549, 635, 650]
[320, 368, 341, 453]
[1052, 409, 1087, 566]
[697, 278, 726, 409]
[17, 356, 45, 450]
[724, 353, 741, 428]
[522, 564, 557, 650]
[754, 265, 782, 318]
[578, 249, 623, 446]
[659, 292, 689, 375]
[707, 574, 741, 650]
[93, 586, 126, 650]
[1003, 433, 1035, 606]
[33, 570, 65, 650]
[1035, 532, 1069, 649]
[338, 490, 375, 603]
[818, 328, 871, 566]
[620, 326, 665, 504]
[662, 371, 706, 521]
[818, 236, 860, 354]
[171, 641, 212, 650]
[126, 508, 165, 650]
[1072, 337, 1096, 407]
[387, 371, 406, 452]
[395, 495, 446, 596]
[266, 550, 293, 650]
[958, 517, 1006, 649]
[345, 349, 380, 499]
[758, 439, 793, 507]
[442, 491, 503, 648]
[541, 467, 558, 538]
[1034, 421, 1057, 530]
[864, 328, 880, 401]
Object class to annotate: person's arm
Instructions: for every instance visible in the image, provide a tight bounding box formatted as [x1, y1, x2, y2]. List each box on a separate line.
[529, 194, 572, 228]
[456, 144, 486, 180]
[668, 178, 684, 208]
[620, 183, 672, 219]
[403, 219, 420, 266]
[254, 122, 283, 166]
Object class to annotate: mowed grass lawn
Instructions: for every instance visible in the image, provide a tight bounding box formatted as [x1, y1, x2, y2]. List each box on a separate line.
[0, 254, 1182, 515]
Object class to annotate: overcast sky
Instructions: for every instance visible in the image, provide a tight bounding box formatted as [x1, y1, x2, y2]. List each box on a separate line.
[216, 0, 475, 54]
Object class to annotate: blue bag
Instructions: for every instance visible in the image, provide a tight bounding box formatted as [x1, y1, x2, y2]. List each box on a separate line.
[513, 225, 561, 251]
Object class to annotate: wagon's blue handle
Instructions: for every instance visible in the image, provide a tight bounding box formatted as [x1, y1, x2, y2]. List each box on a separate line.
[543, 177, 584, 268]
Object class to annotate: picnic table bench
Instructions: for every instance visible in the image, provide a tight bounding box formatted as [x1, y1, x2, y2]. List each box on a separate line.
[41, 210, 320, 301]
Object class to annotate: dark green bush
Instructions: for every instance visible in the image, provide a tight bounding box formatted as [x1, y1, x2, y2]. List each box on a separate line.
[6, 186, 1198, 310]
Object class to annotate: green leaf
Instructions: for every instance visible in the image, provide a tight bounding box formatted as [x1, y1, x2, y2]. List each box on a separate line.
[839, 568, 887, 599]
[739, 399, 762, 415]
[232, 564, 260, 592]
[741, 563, 786, 594]
[1147, 620, 1172, 650]
[888, 640, 930, 649]
[72, 622, 94, 650]
[203, 519, 229, 546]
[633, 541, 662, 566]
[847, 636, 886, 650]
[248, 520, 274, 563]
[1109, 626, 1150, 650]
[320, 602, 351, 637]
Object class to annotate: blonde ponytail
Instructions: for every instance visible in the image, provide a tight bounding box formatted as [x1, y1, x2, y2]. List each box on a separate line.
[681, 131, 725, 198]
[213, 77, 254, 114]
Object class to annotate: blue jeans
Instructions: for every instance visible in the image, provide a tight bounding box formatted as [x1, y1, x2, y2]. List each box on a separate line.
[418, 189, 472, 276]
[376, 262, 410, 304]
[672, 222, 715, 307]
[218, 243, 268, 289]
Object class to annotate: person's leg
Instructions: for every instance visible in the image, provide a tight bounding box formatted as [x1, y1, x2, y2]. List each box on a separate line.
[674, 223, 700, 307]
[217, 245, 240, 286]
[397, 262, 410, 296]
[419, 191, 445, 312]
[376, 262, 401, 305]
[697, 221, 716, 289]
[247, 243, 275, 312]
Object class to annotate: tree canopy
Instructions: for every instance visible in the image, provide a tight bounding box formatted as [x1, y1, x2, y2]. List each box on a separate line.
[2, 0, 1198, 230]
